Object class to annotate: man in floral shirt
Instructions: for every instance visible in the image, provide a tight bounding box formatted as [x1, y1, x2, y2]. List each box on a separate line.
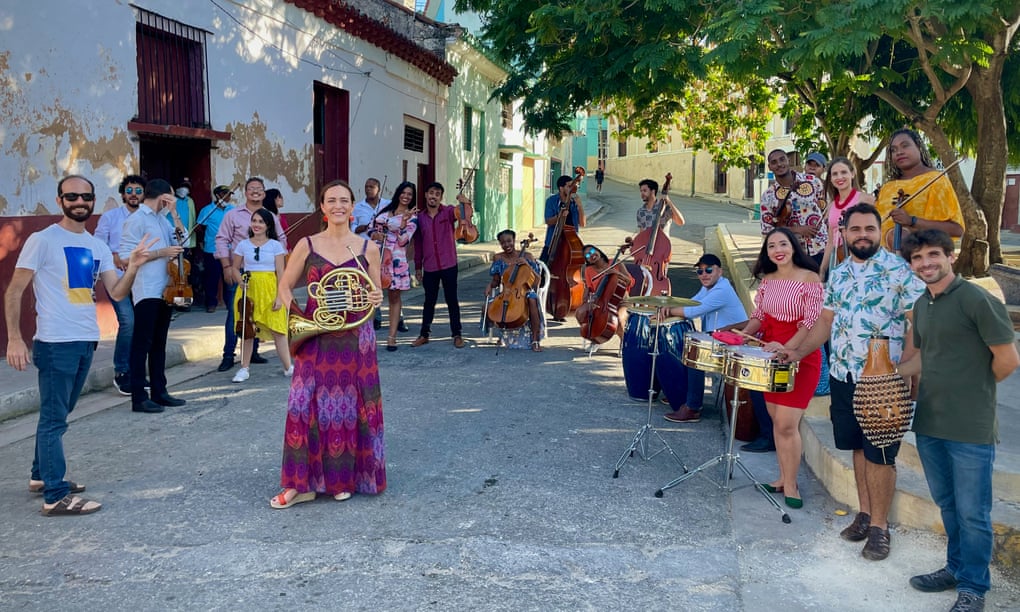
[760, 149, 828, 263]
[781, 203, 924, 561]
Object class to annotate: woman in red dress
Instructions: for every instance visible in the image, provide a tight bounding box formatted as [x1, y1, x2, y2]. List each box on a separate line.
[740, 227, 823, 509]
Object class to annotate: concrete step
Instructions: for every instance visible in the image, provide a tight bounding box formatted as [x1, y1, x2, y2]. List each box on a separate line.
[801, 404, 1020, 569]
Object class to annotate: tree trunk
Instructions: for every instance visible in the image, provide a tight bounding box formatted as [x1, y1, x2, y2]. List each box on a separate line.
[965, 51, 1010, 266]
[919, 123, 989, 276]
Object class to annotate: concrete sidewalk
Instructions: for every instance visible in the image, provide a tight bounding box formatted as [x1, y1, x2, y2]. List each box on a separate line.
[716, 220, 1020, 568]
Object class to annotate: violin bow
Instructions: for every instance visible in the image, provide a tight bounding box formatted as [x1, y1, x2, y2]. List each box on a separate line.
[177, 183, 240, 244]
[590, 245, 646, 281]
[881, 158, 963, 221]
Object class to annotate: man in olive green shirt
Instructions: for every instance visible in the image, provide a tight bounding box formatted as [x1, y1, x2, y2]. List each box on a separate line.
[898, 229, 1019, 612]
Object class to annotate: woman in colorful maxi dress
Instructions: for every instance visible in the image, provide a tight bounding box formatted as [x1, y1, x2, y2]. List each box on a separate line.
[372, 181, 418, 352]
[740, 227, 823, 509]
[270, 179, 385, 509]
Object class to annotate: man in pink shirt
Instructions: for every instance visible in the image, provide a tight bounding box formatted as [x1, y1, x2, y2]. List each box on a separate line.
[213, 177, 286, 371]
[411, 182, 469, 348]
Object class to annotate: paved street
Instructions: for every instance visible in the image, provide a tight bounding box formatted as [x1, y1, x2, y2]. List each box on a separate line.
[2, 178, 1018, 610]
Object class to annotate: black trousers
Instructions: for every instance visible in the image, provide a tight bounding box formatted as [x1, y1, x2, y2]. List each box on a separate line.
[420, 265, 462, 338]
[130, 298, 172, 403]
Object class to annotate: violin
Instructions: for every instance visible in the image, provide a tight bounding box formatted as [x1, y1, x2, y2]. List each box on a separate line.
[630, 172, 673, 295]
[234, 271, 256, 339]
[163, 227, 194, 308]
[580, 240, 632, 345]
[881, 159, 962, 251]
[545, 166, 586, 319]
[487, 233, 538, 329]
[454, 168, 480, 244]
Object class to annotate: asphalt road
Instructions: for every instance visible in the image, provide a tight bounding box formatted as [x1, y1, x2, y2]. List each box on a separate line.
[2, 180, 1017, 610]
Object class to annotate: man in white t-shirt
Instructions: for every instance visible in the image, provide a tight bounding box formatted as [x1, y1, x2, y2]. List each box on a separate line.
[5, 174, 154, 516]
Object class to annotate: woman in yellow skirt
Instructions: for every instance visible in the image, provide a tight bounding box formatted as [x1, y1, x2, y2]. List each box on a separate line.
[231, 208, 292, 382]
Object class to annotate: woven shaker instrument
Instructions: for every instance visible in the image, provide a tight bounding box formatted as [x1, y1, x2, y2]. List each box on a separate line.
[852, 335, 914, 454]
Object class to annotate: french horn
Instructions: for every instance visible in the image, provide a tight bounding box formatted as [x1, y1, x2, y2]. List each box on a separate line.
[288, 266, 376, 356]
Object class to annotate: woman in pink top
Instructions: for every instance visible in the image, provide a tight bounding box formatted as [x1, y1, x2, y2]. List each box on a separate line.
[819, 157, 875, 279]
[740, 227, 823, 508]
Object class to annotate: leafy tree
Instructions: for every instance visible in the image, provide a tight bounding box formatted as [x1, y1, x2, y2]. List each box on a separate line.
[760, 0, 1019, 273]
[456, 0, 777, 169]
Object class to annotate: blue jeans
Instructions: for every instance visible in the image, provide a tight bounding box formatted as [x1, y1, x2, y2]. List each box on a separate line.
[31, 340, 94, 503]
[686, 369, 708, 410]
[110, 292, 134, 374]
[916, 434, 995, 597]
[223, 282, 239, 358]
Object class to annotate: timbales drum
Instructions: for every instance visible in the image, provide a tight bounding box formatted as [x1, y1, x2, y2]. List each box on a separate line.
[722, 345, 797, 393]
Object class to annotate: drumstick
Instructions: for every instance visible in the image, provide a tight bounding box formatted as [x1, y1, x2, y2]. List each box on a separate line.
[730, 329, 763, 345]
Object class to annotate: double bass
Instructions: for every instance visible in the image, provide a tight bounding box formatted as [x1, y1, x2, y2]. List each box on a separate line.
[487, 234, 538, 329]
[545, 167, 586, 319]
[580, 241, 632, 345]
[631, 172, 673, 295]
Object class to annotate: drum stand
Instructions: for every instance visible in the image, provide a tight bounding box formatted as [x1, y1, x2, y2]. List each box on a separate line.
[613, 306, 688, 478]
[653, 379, 791, 524]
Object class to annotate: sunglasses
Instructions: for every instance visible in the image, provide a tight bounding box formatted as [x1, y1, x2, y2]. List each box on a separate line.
[695, 266, 716, 275]
[124, 187, 143, 195]
[253, 246, 261, 262]
[584, 247, 598, 259]
[61, 192, 96, 202]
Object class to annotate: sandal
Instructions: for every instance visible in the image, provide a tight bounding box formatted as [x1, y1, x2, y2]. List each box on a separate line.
[386, 336, 398, 352]
[41, 495, 101, 516]
[269, 489, 316, 509]
[29, 480, 86, 495]
[531, 340, 543, 352]
[333, 492, 352, 502]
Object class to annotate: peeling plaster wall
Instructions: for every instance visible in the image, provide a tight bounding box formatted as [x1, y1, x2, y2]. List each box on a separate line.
[0, 0, 450, 217]
[199, 0, 450, 208]
[0, 4, 138, 215]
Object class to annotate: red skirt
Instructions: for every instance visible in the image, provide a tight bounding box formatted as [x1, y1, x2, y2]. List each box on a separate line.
[759, 316, 821, 409]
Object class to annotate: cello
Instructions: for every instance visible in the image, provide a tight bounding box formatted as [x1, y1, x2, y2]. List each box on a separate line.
[454, 168, 480, 244]
[545, 166, 586, 319]
[580, 241, 632, 345]
[487, 234, 538, 329]
[630, 172, 673, 295]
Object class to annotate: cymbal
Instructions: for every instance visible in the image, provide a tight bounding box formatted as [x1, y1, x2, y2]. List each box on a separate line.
[623, 295, 701, 308]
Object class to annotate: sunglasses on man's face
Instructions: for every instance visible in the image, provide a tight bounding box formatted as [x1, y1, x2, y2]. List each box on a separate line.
[695, 266, 715, 275]
[61, 192, 96, 203]
[124, 187, 143, 195]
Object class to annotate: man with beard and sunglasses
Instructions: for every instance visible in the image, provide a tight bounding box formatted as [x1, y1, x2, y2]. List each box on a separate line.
[95, 175, 146, 394]
[5, 174, 156, 515]
[780, 203, 925, 561]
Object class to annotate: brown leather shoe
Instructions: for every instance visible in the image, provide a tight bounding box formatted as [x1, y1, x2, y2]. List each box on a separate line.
[861, 526, 890, 561]
[453, 336, 465, 348]
[663, 406, 701, 423]
[411, 336, 429, 347]
[840, 512, 871, 542]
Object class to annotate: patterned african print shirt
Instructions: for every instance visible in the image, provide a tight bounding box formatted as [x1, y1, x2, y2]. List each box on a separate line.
[760, 172, 828, 256]
[823, 248, 926, 382]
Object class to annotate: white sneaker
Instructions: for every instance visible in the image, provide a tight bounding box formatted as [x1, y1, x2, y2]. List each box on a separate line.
[283, 366, 294, 377]
[232, 367, 250, 383]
